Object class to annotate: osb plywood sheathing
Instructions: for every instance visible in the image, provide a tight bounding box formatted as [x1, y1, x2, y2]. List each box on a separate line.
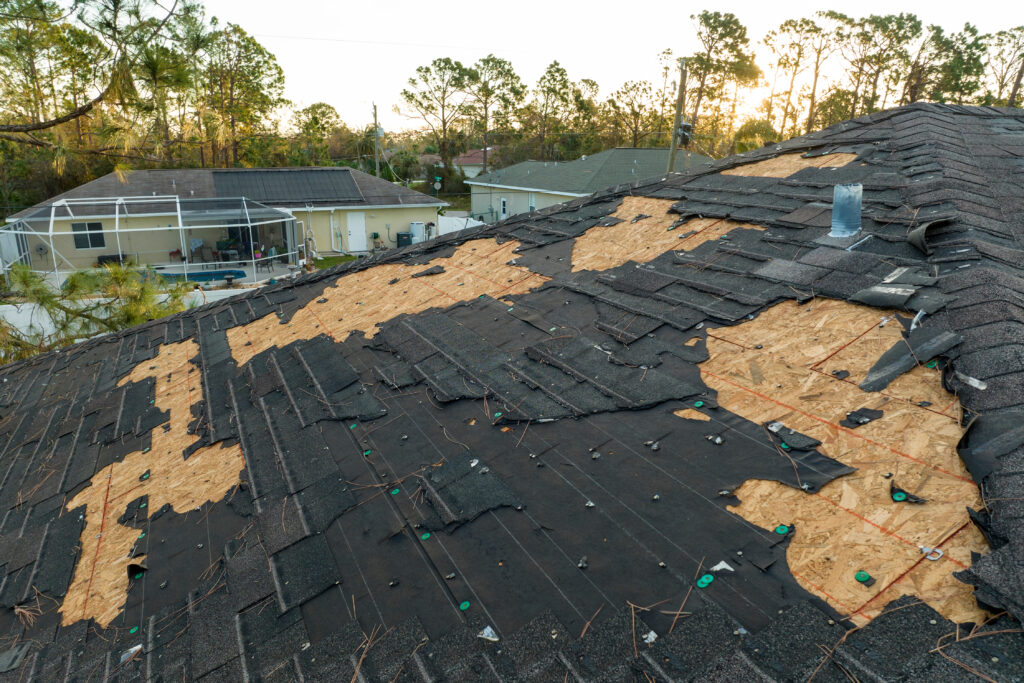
[227, 238, 548, 365]
[570, 196, 764, 272]
[61, 340, 244, 627]
[690, 298, 988, 626]
[720, 152, 859, 178]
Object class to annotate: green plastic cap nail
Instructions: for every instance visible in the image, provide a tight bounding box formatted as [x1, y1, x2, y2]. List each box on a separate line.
[694, 401, 704, 408]
[459, 601, 471, 611]
[855, 570, 871, 583]
[421, 532, 431, 541]
[391, 488, 400, 495]
[775, 525, 790, 535]
[129, 626, 139, 634]
[893, 491, 907, 502]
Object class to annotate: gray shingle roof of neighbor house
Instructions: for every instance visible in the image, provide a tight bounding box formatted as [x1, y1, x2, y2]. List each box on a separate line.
[467, 147, 712, 195]
[1, 103, 1024, 681]
[5, 167, 444, 221]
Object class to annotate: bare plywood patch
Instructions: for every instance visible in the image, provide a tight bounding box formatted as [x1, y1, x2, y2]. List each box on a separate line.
[61, 340, 245, 627]
[673, 408, 710, 422]
[691, 298, 988, 625]
[570, 196, 764, 272]
[227, 238, 548, 365]
[720, 152, 859, 178]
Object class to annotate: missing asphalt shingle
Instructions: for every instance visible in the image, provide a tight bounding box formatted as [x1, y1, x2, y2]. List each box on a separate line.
[2, 103, 1024, 680]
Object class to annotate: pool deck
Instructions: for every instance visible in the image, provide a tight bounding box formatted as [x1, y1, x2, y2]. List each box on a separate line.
[43, 259, 300, 289]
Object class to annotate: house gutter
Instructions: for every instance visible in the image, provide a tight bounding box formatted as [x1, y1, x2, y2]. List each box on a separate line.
[463, 181, 588, 197]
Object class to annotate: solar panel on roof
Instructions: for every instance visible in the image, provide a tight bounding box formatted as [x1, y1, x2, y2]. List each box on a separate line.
[212, 169, 363, 203]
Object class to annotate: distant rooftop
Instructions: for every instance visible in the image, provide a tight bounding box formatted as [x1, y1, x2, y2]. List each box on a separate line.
[467, 147, 711, 195]
[6, 167, 444, 221]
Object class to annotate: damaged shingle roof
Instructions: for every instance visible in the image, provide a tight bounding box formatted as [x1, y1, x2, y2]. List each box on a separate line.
[1, 103, 1023, 681]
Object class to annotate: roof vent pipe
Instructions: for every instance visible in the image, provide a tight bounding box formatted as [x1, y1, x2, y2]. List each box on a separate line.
[830, 183, 862, 238]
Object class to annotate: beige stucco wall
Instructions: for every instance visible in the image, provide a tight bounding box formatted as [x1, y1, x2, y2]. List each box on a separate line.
[469, 186, 573, 223]
[15, 214, 289, 271]
[298, 206, 441, 254]
[7, 203, 440, 272]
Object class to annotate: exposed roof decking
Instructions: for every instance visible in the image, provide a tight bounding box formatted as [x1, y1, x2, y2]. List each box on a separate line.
[0, 103, 1023, 680]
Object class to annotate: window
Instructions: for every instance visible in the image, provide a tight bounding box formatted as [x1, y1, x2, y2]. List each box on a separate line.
[72, 222, 105, 249]
[500, 197, 507, 219]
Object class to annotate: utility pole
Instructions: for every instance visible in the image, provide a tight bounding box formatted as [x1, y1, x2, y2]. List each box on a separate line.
[373, 103, 381, 178]
[667, 58, 687, 174]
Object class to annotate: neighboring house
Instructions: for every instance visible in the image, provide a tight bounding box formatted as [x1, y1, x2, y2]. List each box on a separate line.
[467, 147, 711, 222]
[3, 104, 1024, 681]
[453, 147, 494, 178]
[2, 167, 445, 277]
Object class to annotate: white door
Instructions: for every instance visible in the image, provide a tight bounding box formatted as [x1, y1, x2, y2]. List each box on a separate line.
[347, 212, 367, 252]
[500, 197, 508, 220]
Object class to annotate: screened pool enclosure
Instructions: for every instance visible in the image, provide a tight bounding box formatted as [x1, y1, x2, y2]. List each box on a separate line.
[0, 195, 302, 286]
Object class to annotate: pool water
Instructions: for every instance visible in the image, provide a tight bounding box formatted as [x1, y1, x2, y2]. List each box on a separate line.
[152, 269, 247, 283]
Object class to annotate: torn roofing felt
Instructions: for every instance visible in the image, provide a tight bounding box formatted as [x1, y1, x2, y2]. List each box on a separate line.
[0, 103, 1022, 681]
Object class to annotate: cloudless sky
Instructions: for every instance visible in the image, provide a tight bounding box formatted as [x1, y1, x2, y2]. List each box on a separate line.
[201, 0, 1023, 132]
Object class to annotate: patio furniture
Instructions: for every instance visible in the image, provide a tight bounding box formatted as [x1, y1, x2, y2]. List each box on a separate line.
[256, 256, 274, 273]
[220, 249, 239, 261]
[199, 246, 217, 269]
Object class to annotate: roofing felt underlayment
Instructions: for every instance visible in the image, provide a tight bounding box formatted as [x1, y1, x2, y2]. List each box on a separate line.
[1, 103, 1024, 681]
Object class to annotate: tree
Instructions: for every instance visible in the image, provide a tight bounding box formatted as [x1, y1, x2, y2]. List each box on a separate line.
[397, 57, 468, 187]
[605, 80, 657, 147]
[529, 60, 572, 159]
[0, 0, 180, 147]
[734, 119, 779, 153]
[986, 27, 1024, 105]
[828, 13, 922, 117]
[765, 19, 818, 137]
[929, 24, 988, 104]
[0, 263, 189, 363]
[900, 25, 948, 105]
[462, 55, 523, 173]
[803, 16, 838, 133]
[291, 102, 340, 165]
[687, 11, 752, 127]
[204, 22, 285, 166]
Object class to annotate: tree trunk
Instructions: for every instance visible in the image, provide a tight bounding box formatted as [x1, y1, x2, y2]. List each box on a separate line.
[806, 56, 822, 134]
[229, 73, 238, 166]
[690, 72, 709, 127]
[782, 64, 800, 136]
[482, 103, 489, 173]
[850, 70, 863, 119]
[1008, 55, 1024, 107]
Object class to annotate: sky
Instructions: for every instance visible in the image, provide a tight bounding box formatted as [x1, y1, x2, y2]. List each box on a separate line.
[201, 0, 1023, 133]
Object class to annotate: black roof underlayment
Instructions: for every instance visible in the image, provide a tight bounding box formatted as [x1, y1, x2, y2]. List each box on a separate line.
[1, 102, 1023, 681]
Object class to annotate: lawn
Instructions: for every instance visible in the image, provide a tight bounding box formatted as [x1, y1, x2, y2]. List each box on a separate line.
[314, 254, 357, 269]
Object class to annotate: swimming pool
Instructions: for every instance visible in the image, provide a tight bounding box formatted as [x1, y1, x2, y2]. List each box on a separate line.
[152, 269, 247, 283]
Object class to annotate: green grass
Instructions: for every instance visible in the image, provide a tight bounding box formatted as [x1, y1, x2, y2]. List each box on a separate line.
[314, 254, 357, 270]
